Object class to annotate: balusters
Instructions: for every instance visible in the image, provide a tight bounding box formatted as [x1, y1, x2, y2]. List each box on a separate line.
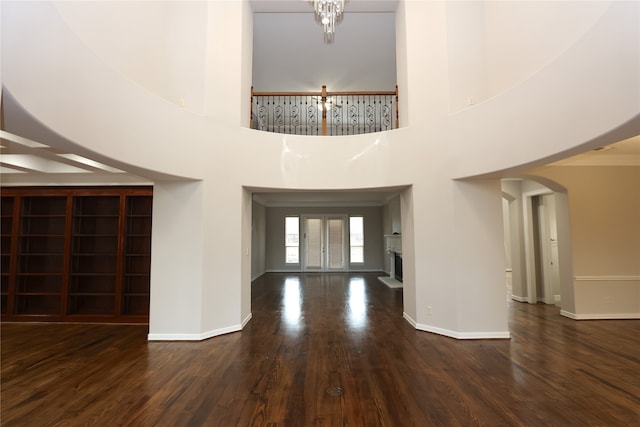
[251, 87, 398, 136]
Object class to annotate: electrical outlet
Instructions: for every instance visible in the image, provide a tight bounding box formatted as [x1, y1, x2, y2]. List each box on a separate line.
[427, 306, 432, 315]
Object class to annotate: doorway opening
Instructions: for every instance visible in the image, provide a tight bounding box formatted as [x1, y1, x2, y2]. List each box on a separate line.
[528, 194, 561, 305]
[502, 179, 572, 308]
[246, 187, 411, 328]
[302, 215, 348, 272]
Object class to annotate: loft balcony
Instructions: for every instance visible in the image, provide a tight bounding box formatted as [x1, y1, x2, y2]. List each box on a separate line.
[250, 85, 398, 136]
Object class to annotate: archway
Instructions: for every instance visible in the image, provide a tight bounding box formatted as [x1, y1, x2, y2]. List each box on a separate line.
[501, 178, 574, 313]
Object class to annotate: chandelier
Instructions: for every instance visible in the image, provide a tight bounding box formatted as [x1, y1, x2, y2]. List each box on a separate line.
[312, 0, 346, 43]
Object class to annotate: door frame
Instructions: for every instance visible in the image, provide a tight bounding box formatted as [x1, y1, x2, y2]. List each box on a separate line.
[523, 189, 555, 304]
[301, 215, 348, 272]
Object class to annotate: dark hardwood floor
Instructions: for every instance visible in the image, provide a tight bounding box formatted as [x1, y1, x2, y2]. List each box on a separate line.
[2, 272, 639, 426]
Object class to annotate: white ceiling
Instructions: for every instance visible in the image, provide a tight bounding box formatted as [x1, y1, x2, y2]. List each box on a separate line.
[252, 188, 403, 207]
[548, 135, 640, 167]
[251, 1, 397, 92]
[249, 1, 399, 14]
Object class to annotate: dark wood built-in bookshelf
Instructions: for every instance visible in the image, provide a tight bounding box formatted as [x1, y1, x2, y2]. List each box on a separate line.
[0, 187, 152, 323]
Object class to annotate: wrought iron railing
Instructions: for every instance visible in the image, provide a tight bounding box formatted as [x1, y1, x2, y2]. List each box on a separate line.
[250, 86, 398, 136]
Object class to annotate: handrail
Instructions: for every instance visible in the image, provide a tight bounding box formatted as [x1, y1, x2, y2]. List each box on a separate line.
[251, 85, 399, 135]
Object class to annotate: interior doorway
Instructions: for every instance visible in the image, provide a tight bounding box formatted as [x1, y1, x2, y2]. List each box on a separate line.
[530, 194, 561, 305]
[502, 178, 572, 309]
[524, 191, 562, 305]
[302, 215, 348, 272]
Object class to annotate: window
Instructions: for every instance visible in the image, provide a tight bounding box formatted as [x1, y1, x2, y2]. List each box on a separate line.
[349, 216, 364, 263]
[285, 216, 300, 263]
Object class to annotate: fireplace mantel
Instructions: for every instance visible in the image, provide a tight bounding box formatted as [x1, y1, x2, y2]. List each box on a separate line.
[379, 234, 403, 288]
[384, 234, 402, 254]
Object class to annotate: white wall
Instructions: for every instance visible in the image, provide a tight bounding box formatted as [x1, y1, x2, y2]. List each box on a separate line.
[252, 12, 396, 91]
[501, 198, 512, 271]
[54, 1, 209, 113]
[445, 1, 488, 111]
[382, 195, 401, 274]
[2, 0, 638, 340]
[484, 1, 611, 98]
[264, 205, 384, 272]
[149, 181, 204, 339]
[443, 1, 639, 178]
[444, 1, 611, 112]
[251, 200, 267, 281]
[529, 166, 640, 319]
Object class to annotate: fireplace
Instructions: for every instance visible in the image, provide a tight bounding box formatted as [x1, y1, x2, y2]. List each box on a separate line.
[394, 252, 403, 282]
[382, 234, 403, 288]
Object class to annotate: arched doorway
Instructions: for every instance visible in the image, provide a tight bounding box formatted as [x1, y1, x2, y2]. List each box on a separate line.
[501, 178, 574, 311]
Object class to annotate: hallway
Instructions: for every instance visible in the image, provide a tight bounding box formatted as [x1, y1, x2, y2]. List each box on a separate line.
[2, 272, 639, 426]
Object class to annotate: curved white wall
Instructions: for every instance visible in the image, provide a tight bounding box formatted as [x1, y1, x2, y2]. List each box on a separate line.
[2, 0, 638, 339]
[53, 1, 209, 114]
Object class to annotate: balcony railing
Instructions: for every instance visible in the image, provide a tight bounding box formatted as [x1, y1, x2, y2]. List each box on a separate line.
[250, 86, 398, 136]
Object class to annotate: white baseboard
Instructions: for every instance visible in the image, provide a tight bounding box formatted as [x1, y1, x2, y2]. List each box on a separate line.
[511, 295, 528, 303]
[574, 275, 640, 281]
[265, 269, 385, 274]
[561, 310, 640, 320]
[241, 313, 253, 328]
[403, 312, 417, 328]
[403, 312, 510, 340]
[147, 333, 205, 341]
[415, 323, 510, 340]
[148, 322, 246, 341]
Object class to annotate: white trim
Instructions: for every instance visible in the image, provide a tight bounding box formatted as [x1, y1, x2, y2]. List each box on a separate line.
[511, 295, 528, 303]
[403, 313, 510, 339]
[455, 331, 511, 339]
[574, 276, 640, 282]
[265, 268, 387, 273]
[251, 272, 266, 282]
[147, 333, 205, 341]
[561, 310, 639, 320]
[414, 322, 510, 340]
[522, 188, 554, 305]
[195, 324, 241, 340]
[402, 312, 417, 328]
[241, 313, 253, 328]
[148, 323, 244, 341]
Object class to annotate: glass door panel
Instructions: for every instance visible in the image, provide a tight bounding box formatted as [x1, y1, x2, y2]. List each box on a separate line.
[303, 216, 347, 272]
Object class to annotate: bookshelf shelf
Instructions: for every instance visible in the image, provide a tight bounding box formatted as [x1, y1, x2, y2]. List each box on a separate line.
[0, 187, 152, 323]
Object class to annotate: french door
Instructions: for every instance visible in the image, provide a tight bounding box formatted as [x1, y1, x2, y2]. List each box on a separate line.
[302, 216, 347, 272]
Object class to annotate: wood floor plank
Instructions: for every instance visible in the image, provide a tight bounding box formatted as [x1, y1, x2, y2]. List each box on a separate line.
[2, 272, 639, 426]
